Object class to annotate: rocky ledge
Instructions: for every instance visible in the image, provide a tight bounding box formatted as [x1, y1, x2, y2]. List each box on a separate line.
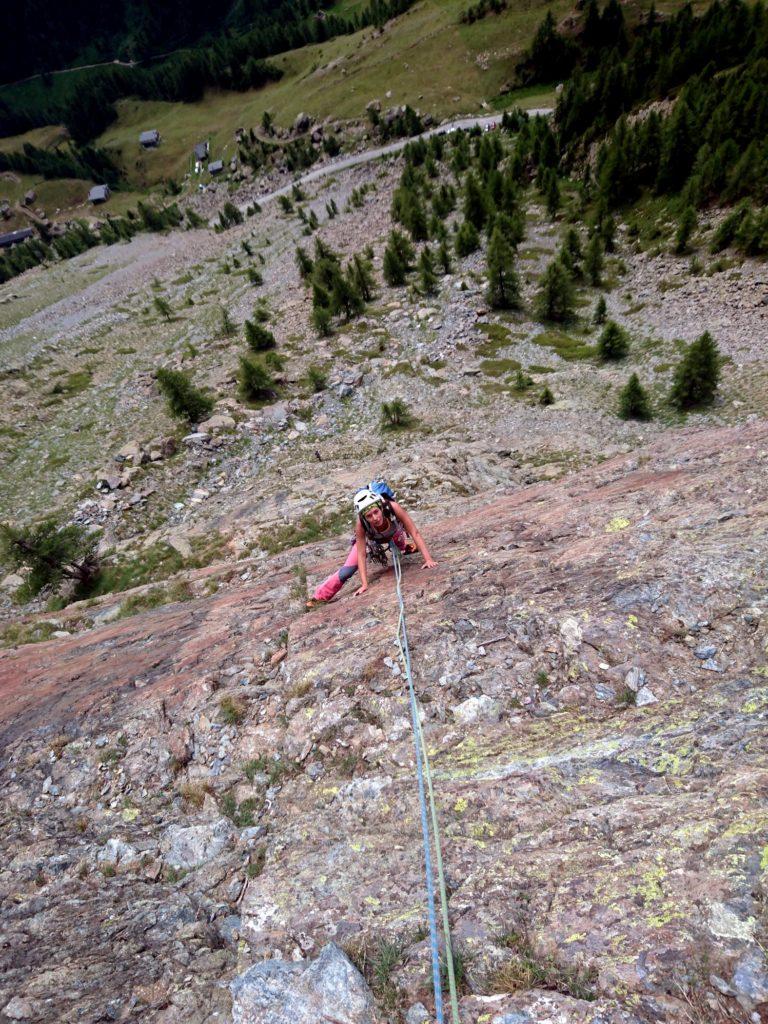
[1, 421, 767, 1024]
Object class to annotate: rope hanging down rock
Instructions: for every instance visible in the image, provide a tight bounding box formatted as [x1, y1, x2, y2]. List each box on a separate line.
[390, 543, 460, 1024]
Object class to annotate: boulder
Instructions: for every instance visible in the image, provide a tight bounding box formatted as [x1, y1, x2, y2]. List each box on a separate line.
[3, 997, 35, 1020]
[161, 818, 235, 869]
[96, 473, 121, 492]
[1, 573, 24, 592]
[160, 435, 177, 458]
[115, 441, 147, 466]
[405, 1004, 431, 1024]
[293, 112, 313, 135]
[167, 533, 193, 559]
[97, 837, 139, 866]
[624, 667, 647, 692]
[198, 414, 236, 434]
[452, 694, 502, 725]
[230, 943, 375, 1024]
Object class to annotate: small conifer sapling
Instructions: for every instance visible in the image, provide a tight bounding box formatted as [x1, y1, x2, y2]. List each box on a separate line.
[669, 331, 720, 410]
[618, 373, 652, 420]
[598, 320, 630, 361]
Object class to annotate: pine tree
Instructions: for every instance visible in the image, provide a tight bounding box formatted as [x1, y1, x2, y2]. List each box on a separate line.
[156, 367, 214, 423]
[486, 226, 521, 309]
[419, 247, 438, 295]
[0, 519, 100, 597]
[245, 320, 276, 352]
[545, 171, 561, 219]
[496, 210, 525, 250]
[618, 373, 652, 420]
[598, 320, 630, 361]
[539, 386, 555, 406]
[514, 369, 533, 391]
[349, 253, 376, 302]
[238, 355, 275, 403]
[656, 102, 697, 195]
[463, 171, 488, 230]
[593, 295, 607, 325]
[383, 245, 407, 286]
[331, 271, 364, 320]
[312, 305, 333, 336]
[381, 399, 415, 431]
[153, 296, 172, 320]
[584, 234, 604, 286]
[535, 259, 576, 322]
[563, 227, 583, 275]
[220, 307, 236, 337]
[383, 229, 415, 285]
[438, 239, 453, 274]
[455, 220, 480, 257]
[675, 205, 697, 254]
[404, 190, 428, 241]
[669, 331, 721, 410]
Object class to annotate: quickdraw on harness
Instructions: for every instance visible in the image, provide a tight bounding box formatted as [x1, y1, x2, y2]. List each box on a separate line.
[390, 543, 460, 1024]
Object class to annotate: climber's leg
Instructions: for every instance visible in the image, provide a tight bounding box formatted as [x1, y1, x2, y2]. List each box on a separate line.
[311, 540, 359, 602]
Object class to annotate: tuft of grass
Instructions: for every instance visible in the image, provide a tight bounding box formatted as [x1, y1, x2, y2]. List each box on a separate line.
[48, 369, 92, 398]
[259, 507, 349, 556]
[490, 929, 597, 1001]
[164, 866, 188, 883]
[90, 535, 226, 600]
[615, 685, 637, 708]
[480, 357, 522, 377]
[219, 696, 247, 725]
[116, 580, 192, 619]
[305, 365, 328, 392]
[178, 782, 212, 809]
[345, 937, 406, 1011]
[476, 321, 513, 355]
[220, 792, 261, 827]
[244, 757, 267, 781]
[290, 563, 308, 604]
[0, 614, 58, 647]
[247, 846, 267, 878]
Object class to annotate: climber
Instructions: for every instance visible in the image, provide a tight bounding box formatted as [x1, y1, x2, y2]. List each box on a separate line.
[306, 486, 437, 608]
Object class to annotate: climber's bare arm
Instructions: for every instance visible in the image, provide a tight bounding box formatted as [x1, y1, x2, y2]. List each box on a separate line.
[390, 501, 437, 569]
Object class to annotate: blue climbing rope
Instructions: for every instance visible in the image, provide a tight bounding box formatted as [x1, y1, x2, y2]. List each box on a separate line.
[390, 544, 460, 1024]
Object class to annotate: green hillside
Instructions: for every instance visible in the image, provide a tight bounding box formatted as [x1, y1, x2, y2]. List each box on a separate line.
[0, 0, 691, 213]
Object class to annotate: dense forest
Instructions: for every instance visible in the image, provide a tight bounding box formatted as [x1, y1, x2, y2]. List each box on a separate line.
[520, 0, 768, 218]
[0, 0, 415, 139]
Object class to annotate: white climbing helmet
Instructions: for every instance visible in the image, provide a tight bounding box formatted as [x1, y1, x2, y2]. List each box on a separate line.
[353, 487, 382, 517]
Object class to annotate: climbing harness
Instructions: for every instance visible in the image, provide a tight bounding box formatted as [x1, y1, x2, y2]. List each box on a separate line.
[390, 544, 460, 1024]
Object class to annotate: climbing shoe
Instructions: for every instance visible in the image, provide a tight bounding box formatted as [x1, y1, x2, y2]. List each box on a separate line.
[404, 541, 418, 555]
[305, 597, 327, 611]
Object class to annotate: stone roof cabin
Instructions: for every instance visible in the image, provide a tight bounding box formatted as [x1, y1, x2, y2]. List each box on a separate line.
[0, 227, 34, 249]
[208, 160, 224, 175]
[88, 185, 111, 204]
[139, 130, 160, 148]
